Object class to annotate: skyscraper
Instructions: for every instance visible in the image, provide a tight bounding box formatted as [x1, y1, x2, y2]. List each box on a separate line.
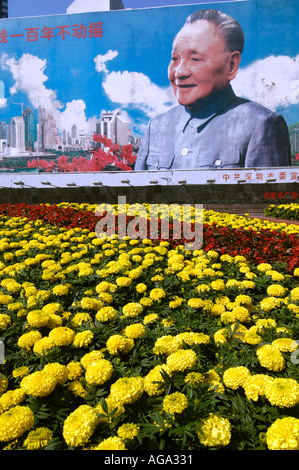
[23, 106, 37, 151]
[98, 109, 129, 146]
[0, 0, 8, 18]
[9, 117, 25, 151]
[38, 106, 62, 151]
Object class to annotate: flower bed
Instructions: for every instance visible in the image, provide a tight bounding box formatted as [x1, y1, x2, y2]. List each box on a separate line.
[264, 203, 299, 221]
[0, 203, 299, 450]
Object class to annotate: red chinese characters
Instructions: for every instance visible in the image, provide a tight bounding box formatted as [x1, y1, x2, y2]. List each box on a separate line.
[0, 22, 103, 43]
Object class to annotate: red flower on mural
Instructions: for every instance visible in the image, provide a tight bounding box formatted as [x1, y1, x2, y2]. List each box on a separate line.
[27, 134, 136, 172]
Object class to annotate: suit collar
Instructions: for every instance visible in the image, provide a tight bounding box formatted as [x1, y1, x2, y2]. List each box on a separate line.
[180, 84, 237, 132]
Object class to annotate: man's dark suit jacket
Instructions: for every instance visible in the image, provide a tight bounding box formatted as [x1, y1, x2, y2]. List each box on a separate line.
[134, 85, 291, 171]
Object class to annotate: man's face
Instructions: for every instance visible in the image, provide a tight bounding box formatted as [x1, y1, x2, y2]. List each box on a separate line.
[168, 20, 240, 110]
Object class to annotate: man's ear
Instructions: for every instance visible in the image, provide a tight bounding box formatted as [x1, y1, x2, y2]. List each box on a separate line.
[228, 51, 241, 80]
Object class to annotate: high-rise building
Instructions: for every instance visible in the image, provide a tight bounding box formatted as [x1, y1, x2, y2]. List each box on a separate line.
[23, 106, 37, 151]
[0, 0, 8, 18]
[98, 109, 129, 146]
[8, 117, 25, 151]
[0, 121, 6, 139]
[38, 107, 62, 151]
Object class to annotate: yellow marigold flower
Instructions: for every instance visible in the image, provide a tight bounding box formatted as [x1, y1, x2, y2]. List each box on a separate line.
[106, 335, 134, 355]
[243, 374, 274, 401]
[144, 365, 172, 396]
[197, 414, 231, 447]
[169, 296, 184, 308]
[94, 395, 125, 422]
[67, 361, 84, 380]
[136, 283, 147, 294]
[149, 288, 166, 301]
[185, 371, 204, 387]
[95, 281, 111, 293]
[109, 376, 144, 405]
[266, 417, 299, 450]
[26, 310, 50, 328]
[0, 293, 13, 304]
[290, 287, 299, 302]
[71, 312, 92, 327]
[122, 302, 143, 318]
[166, 349, 197, 372]
[196, 284, 210, 293]
[256, 344, 285, 372]
[52, 285, 69, 296]
[116, 276, 132, 287]
[80, 350, 104, 369]
[0, 406, 34, 442]
[266, 270, 285, 282]
[214, 328, 229, 344]
[272, 337, 298, 352]
[43, 363, 69, 384]
[255, 318, 277, 331]
[48, 326, 75, 346]
[143, 313, 159, 324]
[208, 250, 219, 259]
[80, 297, 103, 311]
[73, 330, 94, 348]
[153, 335, 182, 355]
[0, 313, 11, 330]
[23, 427, 53, 450]
[226, 279, 241, 288]
[124, 323, 146, 339]
[187, 298, 204, 309]
[139, 297, 153, 307]
[21, 370, 57, 397]
[176, 331, 210, 346]
[85, 359, 113, 386]
[260, 297, 283, 313]
[235, 294, 252, 305]
[163, 392, 188, 415]
[68, 380, 88, 399]
[211, 304, 226, 316]
[243, 329, 262, 345]
[117, 423, 139, 440]
[95, 306, 117, 323]
[0, 388, 26, 411]
[211, 279, 226, 291]
[257, 263, 272, 272]
[63, 405, 98, 448]
[223, 366, 251, 390]
[265, 378, 299, 408]
[161, 318, 175, 328]
[33, 336, 55, 355]
[12, 366, 30, 379]
[222, 305, 251, 323]
[266, 284, 286, 298]
[93, 436, 126, 450]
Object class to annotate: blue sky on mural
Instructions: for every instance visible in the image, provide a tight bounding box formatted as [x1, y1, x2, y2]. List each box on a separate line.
[1, 0, 299, 140]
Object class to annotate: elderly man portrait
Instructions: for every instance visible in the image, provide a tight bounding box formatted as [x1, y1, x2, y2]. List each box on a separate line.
[134, 9, 291, 171]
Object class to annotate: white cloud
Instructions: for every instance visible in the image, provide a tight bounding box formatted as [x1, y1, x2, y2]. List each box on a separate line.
[233, 54, 299, 110]
[94, 50, 119, 73]
[102, 70, 175, 118]
[60, 99, 89, 133]
[1, 53, 62, 111]
[1, 52, 96, 133]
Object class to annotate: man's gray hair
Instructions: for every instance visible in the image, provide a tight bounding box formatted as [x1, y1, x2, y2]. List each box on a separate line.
[185, 9, 245, 54]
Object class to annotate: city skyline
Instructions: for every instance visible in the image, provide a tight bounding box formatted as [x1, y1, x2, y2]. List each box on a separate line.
[0, 0, 299, 158]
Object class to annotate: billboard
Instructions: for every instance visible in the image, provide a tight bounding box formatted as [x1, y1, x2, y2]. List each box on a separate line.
[0, 0, 298, 178]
